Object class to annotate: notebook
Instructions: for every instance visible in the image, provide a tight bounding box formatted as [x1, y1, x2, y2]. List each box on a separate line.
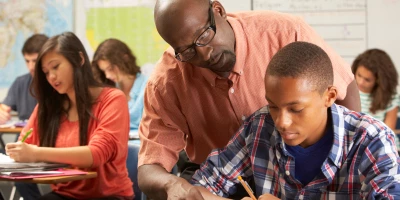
[0, 169, 87, 179]
[0, 154, 70, 172]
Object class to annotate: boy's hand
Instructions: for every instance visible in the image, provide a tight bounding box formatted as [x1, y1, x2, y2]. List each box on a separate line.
[0, 104, 11, 124]
[258, 194, 280, 200]
[242, 194, 280, 200]
[5, 142, 39, 162]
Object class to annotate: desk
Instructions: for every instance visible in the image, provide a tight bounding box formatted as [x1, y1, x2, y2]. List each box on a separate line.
[0, 171, 97, 184]
[0, 127, 22, 149]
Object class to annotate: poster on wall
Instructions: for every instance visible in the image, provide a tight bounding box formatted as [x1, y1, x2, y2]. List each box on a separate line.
[0, 0, 73, 88]
[82, 0, 169, 75]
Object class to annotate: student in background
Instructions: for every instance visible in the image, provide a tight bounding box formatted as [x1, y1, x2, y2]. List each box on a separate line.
[138, 0, 360, 199]
[352, 49, 400, 150]
[5, 32, 134, 200]
[191, 42, 400, 199]
[92, 38, 147, 131]
[0, 34, 48, 124]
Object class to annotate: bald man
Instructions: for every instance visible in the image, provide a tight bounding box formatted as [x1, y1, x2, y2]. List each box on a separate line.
[138, 0, 361, 199]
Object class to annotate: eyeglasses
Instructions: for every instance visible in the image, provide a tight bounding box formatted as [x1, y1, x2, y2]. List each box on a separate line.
[175, 3, 216, 62]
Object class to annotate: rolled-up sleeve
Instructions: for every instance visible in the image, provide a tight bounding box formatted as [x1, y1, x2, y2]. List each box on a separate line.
[138, 77, 188, 172]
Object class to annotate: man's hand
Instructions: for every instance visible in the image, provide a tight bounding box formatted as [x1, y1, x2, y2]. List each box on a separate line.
[166, 176, 205, 200]
[0, 104, 11, 124]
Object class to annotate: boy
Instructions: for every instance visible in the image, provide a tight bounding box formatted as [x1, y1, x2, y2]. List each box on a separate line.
[0, 34, 48, 200]
[191, 42, 400, 199]
[0, 34, 48, 124]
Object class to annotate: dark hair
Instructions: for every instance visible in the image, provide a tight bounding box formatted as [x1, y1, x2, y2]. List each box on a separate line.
[32, 32, 101, 147]
[22, 34, 49, 55]
[266, 41, 333, 94]
[92, 38, 140, 86]
[351, 49, 398, 113]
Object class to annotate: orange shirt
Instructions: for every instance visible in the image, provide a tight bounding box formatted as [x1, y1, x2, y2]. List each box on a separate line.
[138, 11, 353, 171]
[20, 87, 133, 199]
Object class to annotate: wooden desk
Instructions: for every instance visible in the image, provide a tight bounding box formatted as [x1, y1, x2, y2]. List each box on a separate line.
[0, 171, 97, 184]
[0, 127, 23, 149]
[0, 127, 23, 133]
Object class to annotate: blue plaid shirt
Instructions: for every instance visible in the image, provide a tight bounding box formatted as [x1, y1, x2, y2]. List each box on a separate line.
[191, 104, 400, 199]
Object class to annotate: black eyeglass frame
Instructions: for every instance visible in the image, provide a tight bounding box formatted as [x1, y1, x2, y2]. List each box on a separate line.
[174, 2, 216, 62]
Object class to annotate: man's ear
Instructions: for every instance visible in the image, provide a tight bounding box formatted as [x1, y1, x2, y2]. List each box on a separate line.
[79, 52, 85, 66]
[212, 1, 227, 19]
[325, 86, 337, 107]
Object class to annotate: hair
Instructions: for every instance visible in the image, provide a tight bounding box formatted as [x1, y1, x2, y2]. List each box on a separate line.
[266, 41, 333, 94]
[92, 38, 140, 86]
[351, 49, 398, 113]
[31, 32, 101, 147]
[22, 34, 49, 55]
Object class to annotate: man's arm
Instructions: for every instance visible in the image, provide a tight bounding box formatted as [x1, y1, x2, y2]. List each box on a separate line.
[334, 80, 361, 112]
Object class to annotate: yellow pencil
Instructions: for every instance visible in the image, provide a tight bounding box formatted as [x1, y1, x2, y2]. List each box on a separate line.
[238, 175, 256, 200]
[21, 128, 33, 142]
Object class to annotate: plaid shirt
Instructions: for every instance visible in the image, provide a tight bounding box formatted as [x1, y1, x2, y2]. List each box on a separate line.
[192, 104, 400, 199]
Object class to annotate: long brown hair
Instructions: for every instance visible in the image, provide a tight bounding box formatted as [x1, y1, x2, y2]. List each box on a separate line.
[92, 38, 140, 86]
[351, 49, 398, 113]
[31, 32, 101, 147]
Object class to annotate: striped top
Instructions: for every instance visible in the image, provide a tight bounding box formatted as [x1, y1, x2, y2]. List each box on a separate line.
[360, 91, 400, 150]
[360, 91, 399, 121]
[192, 104, 400, 199]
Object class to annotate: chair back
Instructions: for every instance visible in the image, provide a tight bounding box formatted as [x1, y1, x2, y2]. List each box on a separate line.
[127, 141, 143, 200]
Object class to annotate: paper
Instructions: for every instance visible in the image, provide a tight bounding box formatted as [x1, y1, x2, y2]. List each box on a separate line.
[1, 171, 63, 176]
[0, 121, 16, 128]
[0, 154, 70, 172]
[0, 120, 27, 128]
[0, 153, 14, 163]
[0, 169, 88, 179]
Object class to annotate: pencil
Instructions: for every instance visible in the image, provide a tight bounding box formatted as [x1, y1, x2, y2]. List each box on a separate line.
[237, 175, 256, 200]
[21, 128, 33, 142]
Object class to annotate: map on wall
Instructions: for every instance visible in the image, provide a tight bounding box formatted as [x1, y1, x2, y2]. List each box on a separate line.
[83, 0, 168, 70]
[0, 0, 73, 88]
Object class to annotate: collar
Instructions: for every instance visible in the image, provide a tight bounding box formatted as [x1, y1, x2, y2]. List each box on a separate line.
[274, 104, 345, 168]
[227, 15, 247, 75]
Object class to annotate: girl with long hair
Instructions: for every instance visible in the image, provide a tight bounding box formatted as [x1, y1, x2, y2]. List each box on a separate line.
[6, 32, 134, 199]
[352, 49, 400, 150]
[92, 39, 147, 131]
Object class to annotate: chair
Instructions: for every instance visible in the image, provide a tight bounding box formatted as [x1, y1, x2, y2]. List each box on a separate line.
[127, 140, 179, 200]
[127, 141, 146, 200]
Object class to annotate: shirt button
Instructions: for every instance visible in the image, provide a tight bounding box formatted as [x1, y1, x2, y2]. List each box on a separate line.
[230, 88, 235, 93]
[241, 115, 246, 121]
[285, 170, 290, 176]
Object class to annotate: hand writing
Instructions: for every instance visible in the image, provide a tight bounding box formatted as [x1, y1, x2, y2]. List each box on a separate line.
[6, 142, 39, 162]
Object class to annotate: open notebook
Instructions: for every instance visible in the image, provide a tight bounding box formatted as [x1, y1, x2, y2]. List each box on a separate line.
[0, 153, 69, 172]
